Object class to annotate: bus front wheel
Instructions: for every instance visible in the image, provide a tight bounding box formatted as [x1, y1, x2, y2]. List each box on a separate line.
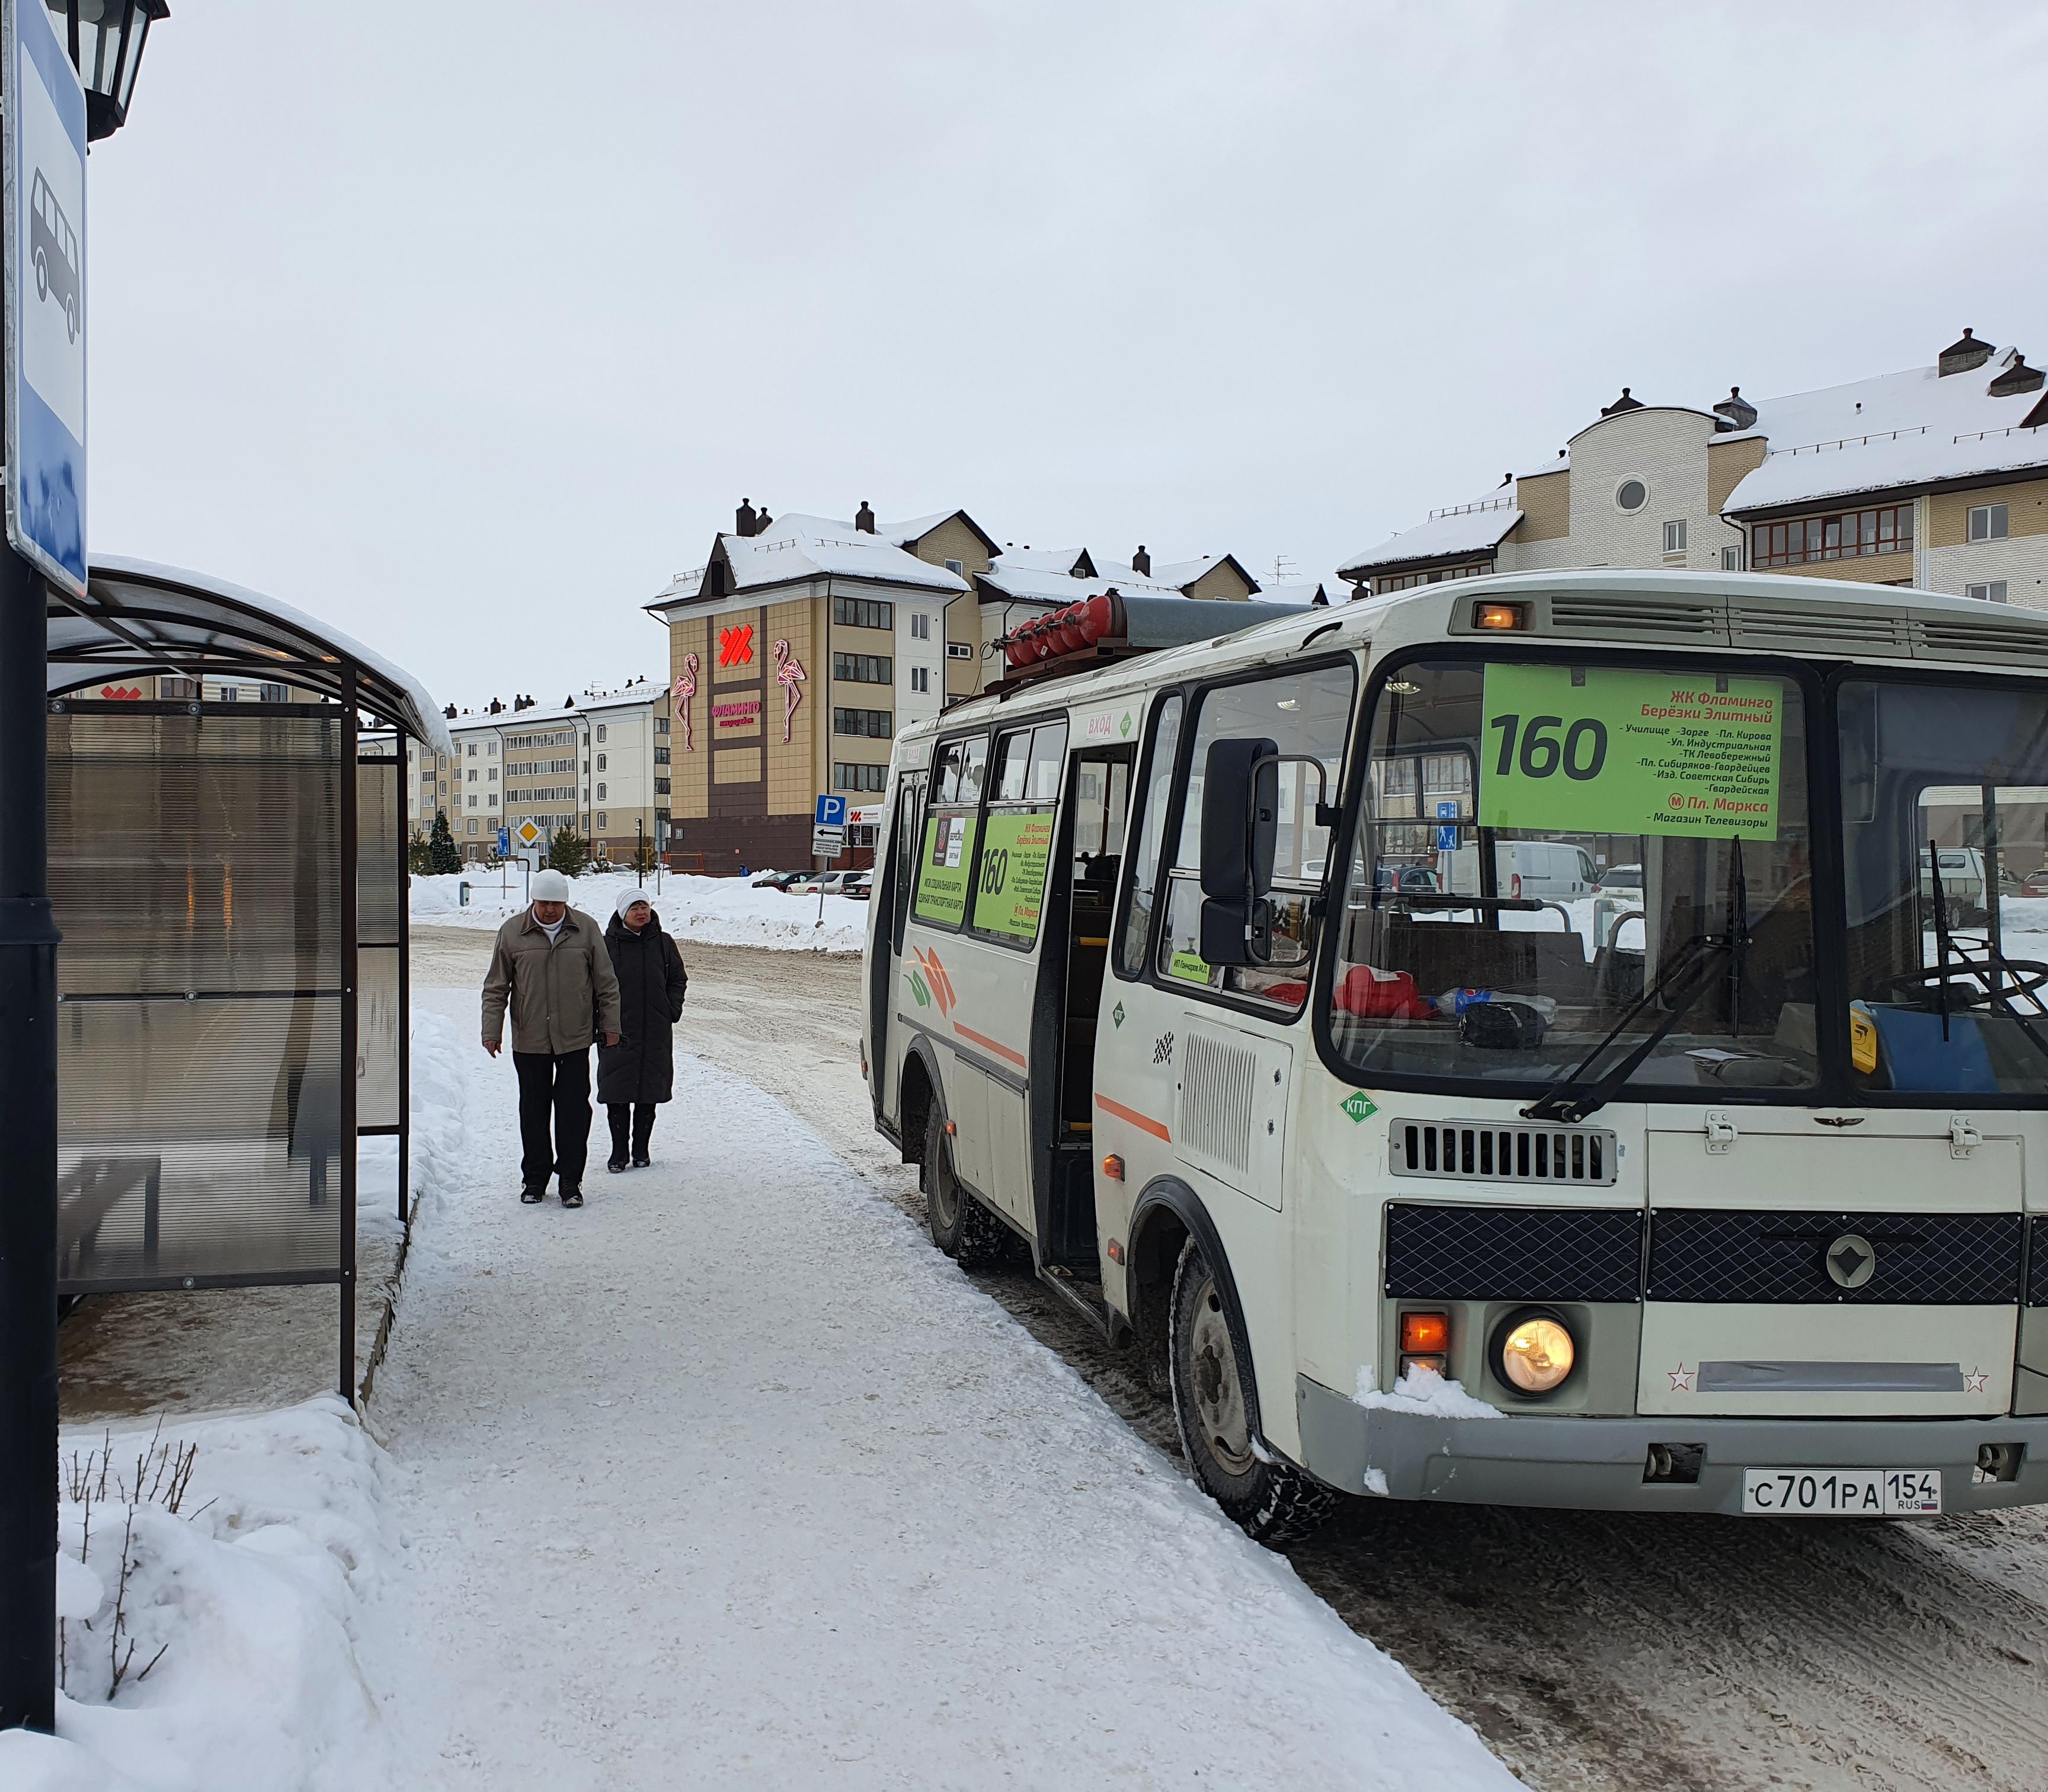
[922, 1105, 1006, 1267]
[1170, 1236, 1335, 1544]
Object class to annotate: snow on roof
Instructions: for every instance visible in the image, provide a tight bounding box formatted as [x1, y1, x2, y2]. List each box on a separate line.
[977, 559, 1184, 607]
[1148, 555, 1237, 590]
[84, 555, 455, 756]
[878, 511, 963, 548]
[1723, 345, 2048, 511]
[993, 547, 1095, 577]
[720, 514, 970, 595]
[1335, 498, 1524, 579]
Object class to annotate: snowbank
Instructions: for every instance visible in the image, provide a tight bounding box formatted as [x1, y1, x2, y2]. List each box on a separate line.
[1, 1399, 389, 1792]
[409, 870, 865, 952]
[1354, 1362, 1505, 1419]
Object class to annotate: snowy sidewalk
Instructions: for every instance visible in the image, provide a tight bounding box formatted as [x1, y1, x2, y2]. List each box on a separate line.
[359, 990, 1518, 1789]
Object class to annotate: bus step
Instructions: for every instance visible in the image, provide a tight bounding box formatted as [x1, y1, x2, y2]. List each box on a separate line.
[1037, 1262, 1112, 1336]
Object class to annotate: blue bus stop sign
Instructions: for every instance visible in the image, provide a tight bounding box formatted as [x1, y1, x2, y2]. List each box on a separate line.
[1435, 799, 1460, 852]
[3, 0, 87, 597]
[815, 794, 847, 828]
[496, 825, 510, 857]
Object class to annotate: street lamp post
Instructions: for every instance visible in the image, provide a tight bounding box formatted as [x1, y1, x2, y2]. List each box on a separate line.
[0, 0, 166, 1735]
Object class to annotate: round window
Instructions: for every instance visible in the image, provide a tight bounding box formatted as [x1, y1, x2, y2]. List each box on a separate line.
[1615, 479, 1648, 512]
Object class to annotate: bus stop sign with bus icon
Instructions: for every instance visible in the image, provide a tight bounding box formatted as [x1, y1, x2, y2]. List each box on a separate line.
[4, 0, 88, 596]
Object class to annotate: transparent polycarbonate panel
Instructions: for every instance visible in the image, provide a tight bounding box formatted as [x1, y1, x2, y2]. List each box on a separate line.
[49, 711, 344, 997]
[358, 759, 402, 943]
[56, 994, 344, 1287]
[357, 946, 401, 1129]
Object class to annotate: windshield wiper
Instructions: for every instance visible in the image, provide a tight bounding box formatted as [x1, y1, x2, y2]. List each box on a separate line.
[1524, 836, 1752, 1127]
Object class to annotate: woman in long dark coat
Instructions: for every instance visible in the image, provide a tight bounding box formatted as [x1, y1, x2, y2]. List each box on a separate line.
[597, 889, 688, 1171]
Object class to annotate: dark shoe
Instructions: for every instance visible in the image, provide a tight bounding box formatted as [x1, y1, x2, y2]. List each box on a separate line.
[520, 1186, 546, 1204]
[631, 1153, 651, 1169]
[607, 1154, 628, 1174]
[559, 1186, 585, 1208]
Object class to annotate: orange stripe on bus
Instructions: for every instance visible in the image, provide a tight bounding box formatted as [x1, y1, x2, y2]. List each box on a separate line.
[954, 1022, 1028, 1069]
[1095, 1093, 1170, 1141]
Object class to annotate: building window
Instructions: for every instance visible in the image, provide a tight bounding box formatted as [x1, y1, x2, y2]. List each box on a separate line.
[834, 707, 892, 737]
[833, 596, 894, 631]
[1969, 503, 2010, 542]
[654, 747, 670, 764]
[946, 642, 973, 660]
[468, 743, 477, 757]
[654, 777, 671, 795]
[910, 667, 930, 693]
[596, 724, 607, 743]
[159, 676, 197, 699]
[217, 686, 241, 702]
[487, 767, 497, 780]
[945, 559, 964, 577]
[1372, 561, 1495, 595]
[467, 795, 478, 808]
[834, 761, 888, 792]
[1750, 504, 1913, 569]
[1967, 581, 2011, 604]
[1663, 519, 1687, 553]
[910, 613, 931, 639]
[468, 769, 478, 782]
[488, 795, 498, 807]
[596, 782, 607, 801]
[655, 717, 669, 736]
[834, 652, 892, 683]
[1615, 479, 1648, 512]
[597, 813, 607, 830]
[595, 753, 606, 771]
[488, 740, 497, 754]
[1721, 544, 1743, 571]
[467, 820, 477, 834]
[850, 824, 878, 849]
[258, 681, 289, 702]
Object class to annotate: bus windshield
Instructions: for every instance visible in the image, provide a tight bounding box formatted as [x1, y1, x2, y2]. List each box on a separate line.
[1330, 656, 1817, 1095]
[1839, 677, 2048, 1097]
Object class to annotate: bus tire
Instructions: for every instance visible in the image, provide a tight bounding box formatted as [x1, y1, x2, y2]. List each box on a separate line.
[923, 1106, 1006, 1267]
[1169, 1236, 1335, 1545]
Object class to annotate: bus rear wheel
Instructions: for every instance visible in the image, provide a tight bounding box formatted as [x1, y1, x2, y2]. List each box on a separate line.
[1169, 1236, 1335, 1544]
[923, 1105, 1007, 1267]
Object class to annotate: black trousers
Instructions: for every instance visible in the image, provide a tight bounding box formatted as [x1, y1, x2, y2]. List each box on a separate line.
[607, 1103, 657, 1160]
[514, 1049, 592, 1191]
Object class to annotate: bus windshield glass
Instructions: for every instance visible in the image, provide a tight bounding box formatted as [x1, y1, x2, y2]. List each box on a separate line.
[1330, 657, 1817, 1095]
[1839, 677, 2048, 1097]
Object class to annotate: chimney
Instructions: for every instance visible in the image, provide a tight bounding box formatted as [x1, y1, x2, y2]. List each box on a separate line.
[757, 505, 773, 533]
[1989, 352, 2045, 398]
[442, 703, 457, 720]
[1600, 386, 1644, 417]
[1712, 385, 1758, 431]
[855, 501, 875, 534]
[1940, 328, 1993, 377]
[734, 498, 759, 537]
[1132, 544, 1151, 576]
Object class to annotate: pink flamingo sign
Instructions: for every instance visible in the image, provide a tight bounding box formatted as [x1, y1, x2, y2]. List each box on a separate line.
[672, 652, 700, 751]
[773, 639, 807, 743]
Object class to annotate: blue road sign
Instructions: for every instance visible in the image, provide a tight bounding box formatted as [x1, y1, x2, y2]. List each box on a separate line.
[1435, 799, 1460, 852]
[815, 794, 847, 828]
[496, 826, 510, 856]
[3, 0, 87, 596]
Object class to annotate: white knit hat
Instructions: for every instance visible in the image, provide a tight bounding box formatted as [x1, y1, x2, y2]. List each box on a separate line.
[530, 869, 571, 903]
[615, 888, 652, 921]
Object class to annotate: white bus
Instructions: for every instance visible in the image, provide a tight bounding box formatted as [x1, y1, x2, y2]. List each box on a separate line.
[860, 570, 2048, 1539]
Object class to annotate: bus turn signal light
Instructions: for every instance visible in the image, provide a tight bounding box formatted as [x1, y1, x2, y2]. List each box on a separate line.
[1473, 600, 1528, 631]
[1106, 1238, 1125, 1265]
[1101, 1154, 1125, 1182]
[1400, 1311, 1449, 1353]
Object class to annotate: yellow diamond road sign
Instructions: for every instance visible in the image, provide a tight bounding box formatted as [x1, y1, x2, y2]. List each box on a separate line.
[515, 820, 542, 848]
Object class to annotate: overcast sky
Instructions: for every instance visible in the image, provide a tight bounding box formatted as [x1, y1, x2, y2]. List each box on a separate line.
[84, 1, 2048, 710]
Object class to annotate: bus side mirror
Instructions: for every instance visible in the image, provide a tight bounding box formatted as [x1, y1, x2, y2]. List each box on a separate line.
[1199, 736, 1278, 967]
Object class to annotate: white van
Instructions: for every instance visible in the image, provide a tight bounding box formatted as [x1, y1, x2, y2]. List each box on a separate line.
[1439, 839, 1595, 900]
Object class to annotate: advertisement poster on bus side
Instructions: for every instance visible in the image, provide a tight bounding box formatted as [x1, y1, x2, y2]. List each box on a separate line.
[1476, 664, 1783, 839]
[970, 809, 1055, 942]
[913, 814, 978, 926]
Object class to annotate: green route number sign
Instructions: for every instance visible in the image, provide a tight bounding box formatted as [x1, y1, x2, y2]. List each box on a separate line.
[971, 809, 1055, 942]
[1477, 664, 1783, 840]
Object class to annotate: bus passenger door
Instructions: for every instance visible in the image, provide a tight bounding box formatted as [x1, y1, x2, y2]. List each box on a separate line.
[871, 768, 926, 1129]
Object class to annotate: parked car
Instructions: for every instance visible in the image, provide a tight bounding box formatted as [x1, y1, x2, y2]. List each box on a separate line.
[755, 869, 811, 891]
[1372, 864, 1439, 895]
[2023, 867, 2048, 898]
[1441, 839, 1596, 899]
[1919, 846, 2021, 924]
[1595, 863, 1643, 895]
[840, 872, 873, 900]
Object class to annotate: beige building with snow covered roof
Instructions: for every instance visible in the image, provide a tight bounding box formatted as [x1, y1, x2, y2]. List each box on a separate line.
[970, 543, 1263, 673]
[1342, 329, 2048, 612]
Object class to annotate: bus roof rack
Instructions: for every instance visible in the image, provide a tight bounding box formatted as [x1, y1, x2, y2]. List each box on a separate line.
[996, 590, 1313, 688]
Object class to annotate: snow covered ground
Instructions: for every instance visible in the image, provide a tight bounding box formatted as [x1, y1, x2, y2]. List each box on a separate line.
[411, 870, 864, 952]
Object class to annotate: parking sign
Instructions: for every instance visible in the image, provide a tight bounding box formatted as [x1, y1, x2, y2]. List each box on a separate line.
[815, 793, 847, 828]
[4, 0, 87, 596]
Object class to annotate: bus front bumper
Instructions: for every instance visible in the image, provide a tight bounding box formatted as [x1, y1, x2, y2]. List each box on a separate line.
[1295, 1375, 2048, 1515]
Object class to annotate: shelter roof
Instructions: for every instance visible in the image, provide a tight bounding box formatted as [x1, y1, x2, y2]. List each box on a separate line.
[53, 558, 452, 755]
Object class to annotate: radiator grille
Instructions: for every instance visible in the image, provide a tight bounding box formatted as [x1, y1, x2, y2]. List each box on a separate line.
[2028, 1216, 2048, 1307]
[1390, 1119, 1617, 1186]
[1914, 617, 2048, 670]
[1548, 596, 1721, 641]
[1384, 1203, 1644, 1302]
[1727, 601, 1913, 656]
[1179, 1029, 1255, 1176]
[1647, 1209, 2023, 1305]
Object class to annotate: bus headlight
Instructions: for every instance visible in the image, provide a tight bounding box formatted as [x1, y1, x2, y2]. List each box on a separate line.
[1494, 1310, 1576, 1395]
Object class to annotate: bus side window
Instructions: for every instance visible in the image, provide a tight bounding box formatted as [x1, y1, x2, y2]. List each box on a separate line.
[912, 734, 988, 929]
[1115, 694, 1182, 978]
[889, 770, 927, 954]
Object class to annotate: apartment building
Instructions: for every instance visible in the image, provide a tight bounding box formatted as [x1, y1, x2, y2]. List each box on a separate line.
[645, 505, 991, 869]
[407, 679, 671, 863]
[1340, 328, 2048, 609]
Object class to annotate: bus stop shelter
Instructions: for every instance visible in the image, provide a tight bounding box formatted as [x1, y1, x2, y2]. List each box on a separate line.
[41, 558, 449, 1396]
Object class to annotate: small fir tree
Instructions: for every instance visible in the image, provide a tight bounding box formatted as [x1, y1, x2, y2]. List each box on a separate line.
[428, 810, 462, 875]
[407, 828, 436, 876]
[547, 825, 589, 877]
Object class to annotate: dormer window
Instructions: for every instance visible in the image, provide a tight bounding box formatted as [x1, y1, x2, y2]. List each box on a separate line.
[1969, 503, 2009, 542]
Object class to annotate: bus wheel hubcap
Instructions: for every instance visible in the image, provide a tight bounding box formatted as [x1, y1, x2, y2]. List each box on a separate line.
[1188, 1280, 1253, 1476]
[929, 1144, 959, 1230]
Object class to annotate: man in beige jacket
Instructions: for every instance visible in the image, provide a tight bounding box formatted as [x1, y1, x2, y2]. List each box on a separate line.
[481, 869, 622, 1208]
